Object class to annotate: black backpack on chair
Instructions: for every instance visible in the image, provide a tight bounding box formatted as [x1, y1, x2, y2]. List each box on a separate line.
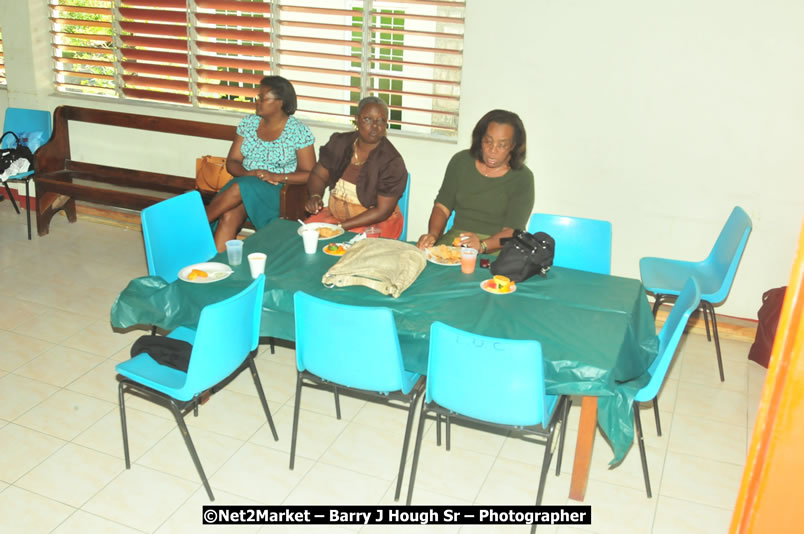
[490, 230, 555, 283]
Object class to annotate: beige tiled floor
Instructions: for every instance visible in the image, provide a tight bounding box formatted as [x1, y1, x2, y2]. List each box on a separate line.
[0, 205, 768, 533]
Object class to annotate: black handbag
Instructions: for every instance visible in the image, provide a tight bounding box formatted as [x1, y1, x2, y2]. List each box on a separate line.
[490, 230, 555, 282]
[0, 131, 35, 174]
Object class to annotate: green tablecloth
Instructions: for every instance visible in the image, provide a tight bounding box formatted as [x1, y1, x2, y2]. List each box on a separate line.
[111, 219, 658, 464]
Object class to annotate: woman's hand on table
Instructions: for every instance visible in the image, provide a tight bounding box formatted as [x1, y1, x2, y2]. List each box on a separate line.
[416, 233, 438, 249]
[305, 194, 324, 214]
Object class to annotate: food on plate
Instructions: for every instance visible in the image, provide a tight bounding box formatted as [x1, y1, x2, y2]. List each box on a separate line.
[430, 245, 462, 264]
[325, 243, 347, 255]
[187, 269, 208, 281]
[317, 226, 341, 238]
[493, 275, 511, 292]
[452, 236, 464, 247]
[484, 277, 516, 293]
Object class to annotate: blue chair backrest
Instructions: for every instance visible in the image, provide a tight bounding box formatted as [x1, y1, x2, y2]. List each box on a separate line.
[702, 206, 752, 302]
[180, 275, 265, 398]
[141, 191, 217, 282]
[293, 291, 407, 392]
[2, 108, 52, 151]
[427, 321, 552, 426]
[444, 211, 455, 233]
[527, 213, 612, 274]
[398, 173, 411, 241]
[636, 278, 701, 402]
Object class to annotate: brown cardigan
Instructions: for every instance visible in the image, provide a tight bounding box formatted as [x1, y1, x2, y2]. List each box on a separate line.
[318, 131, 408, 208]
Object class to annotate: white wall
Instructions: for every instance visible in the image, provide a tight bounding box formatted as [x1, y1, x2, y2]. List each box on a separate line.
[2, 0, 802, 318]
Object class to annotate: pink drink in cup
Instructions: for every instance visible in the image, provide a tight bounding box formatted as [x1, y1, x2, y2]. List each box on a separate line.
[460, 247, 478, 274]
[365, 225, 381, 238]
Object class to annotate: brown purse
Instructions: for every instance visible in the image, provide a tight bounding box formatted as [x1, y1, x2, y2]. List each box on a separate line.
[195, 155, 234, 192]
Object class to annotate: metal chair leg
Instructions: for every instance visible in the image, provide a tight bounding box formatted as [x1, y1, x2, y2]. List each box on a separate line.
[445, 414, 451, 451]
[535, 426, 555, 506]
[268, 336, 275, 354]
[394, 388, 421, 501]
[25, 179, 32, 240]
[634, 403, 652, 498]
[3, 182, 20, 213]
[436, 413, 442, 446]
[289, 373, 304, 470]
[705, 301, 725, 381]
[651, 294, 666, 317]
[702, 304, 712, 341]
[118, 382, 131, 469]
[555, 396, 571, 475]
[406, 400, 430, 505]
[248, 355, 278, 441]
[653, 398, 662, 436]
[333, 386, 341, 419]
[169, 399, 214, 501]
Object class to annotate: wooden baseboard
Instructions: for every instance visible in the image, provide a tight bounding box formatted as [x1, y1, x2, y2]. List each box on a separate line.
[654, 304, 757, 343]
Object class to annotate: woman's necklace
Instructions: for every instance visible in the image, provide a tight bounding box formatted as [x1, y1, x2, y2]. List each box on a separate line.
[479, 160, 510, 177]
[352, 139, 366, 166]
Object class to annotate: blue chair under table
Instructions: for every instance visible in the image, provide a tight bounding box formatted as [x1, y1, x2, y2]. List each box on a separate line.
[115, 275, 278, 501]
[406, 322, 568, 519]
[1, 108, 52, 240]
[633, 277, 701, 497]
[141, 190, 217, 282]
[398, 172, 411, 241]
[639, 206, 752, 382]
[527, 212, 612, 274]
[291, 291, 425, 501]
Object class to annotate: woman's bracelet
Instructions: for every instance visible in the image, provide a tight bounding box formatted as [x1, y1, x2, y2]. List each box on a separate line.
[480, 240, 488, 254]
[310, 193, 322, 200]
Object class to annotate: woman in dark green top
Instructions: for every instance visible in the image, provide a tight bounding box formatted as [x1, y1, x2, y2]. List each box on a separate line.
[416, 109, 534, 255]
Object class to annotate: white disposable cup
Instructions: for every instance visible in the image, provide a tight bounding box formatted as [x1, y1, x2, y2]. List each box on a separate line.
[225, 239, 244, 266]
[247, 252, 267, 279]
[302, 229, 319, 254]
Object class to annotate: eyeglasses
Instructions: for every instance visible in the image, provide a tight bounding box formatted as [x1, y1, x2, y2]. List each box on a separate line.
[256, 94, 279, 103]
[358, 117, 388, 126]
[482, 137, 513, 151]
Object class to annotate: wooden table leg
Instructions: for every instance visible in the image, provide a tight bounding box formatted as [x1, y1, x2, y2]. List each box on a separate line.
[569, 396, 597, 501]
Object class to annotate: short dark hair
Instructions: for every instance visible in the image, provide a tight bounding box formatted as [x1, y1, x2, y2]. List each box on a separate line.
[356, 96, 389, 118]
[469, 109, 527, 170]
[260, 76, 297, 115]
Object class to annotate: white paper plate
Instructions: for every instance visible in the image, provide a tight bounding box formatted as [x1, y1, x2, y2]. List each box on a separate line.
[425, 246, 462, 266]
[480, 279, 518, 295]
[178, 262, 234, 284]
[297, 222, 344, 241]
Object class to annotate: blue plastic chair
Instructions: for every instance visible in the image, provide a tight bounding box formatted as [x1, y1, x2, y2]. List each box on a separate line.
[1, 108, 52, 240]
[444, 211, 455, 233]
[115, 275, 278, 501]
[291, 291, 424, 501]
[639, 206, 752, 381]
[527, 213, 612, 274]
[633, 277, 701, 497]
[141, 191, 217, 282]
[398, 173, 411, 241]
[406, 322, 568, 512]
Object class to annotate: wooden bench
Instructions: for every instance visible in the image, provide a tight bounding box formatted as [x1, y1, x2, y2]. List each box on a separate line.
[33, 105, 307, 236]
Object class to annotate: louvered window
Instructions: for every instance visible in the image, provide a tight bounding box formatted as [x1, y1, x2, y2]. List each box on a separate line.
[50, 0, 465, 136]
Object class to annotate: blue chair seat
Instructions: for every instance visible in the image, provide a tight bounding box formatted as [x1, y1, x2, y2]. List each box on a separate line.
[2, 108, 52, 240]
[640, 206, 752, 382]
[291, 291, 424, 502]
[406, 322, 569, 514]
[115, 276, 278, 501]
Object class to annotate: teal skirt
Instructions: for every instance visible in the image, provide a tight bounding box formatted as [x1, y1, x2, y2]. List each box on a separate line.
[217, 175, 282, 230]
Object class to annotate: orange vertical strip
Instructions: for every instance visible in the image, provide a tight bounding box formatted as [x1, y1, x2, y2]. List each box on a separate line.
[731, 220, 804, 533]
[569, 396, 598, 501]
